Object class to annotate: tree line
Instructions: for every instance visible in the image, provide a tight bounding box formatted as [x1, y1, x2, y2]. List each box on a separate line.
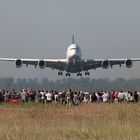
[0, 77, 140, 91]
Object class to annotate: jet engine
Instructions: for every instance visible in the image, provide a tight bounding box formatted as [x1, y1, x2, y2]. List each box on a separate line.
[125, 59, 133, 68]
[15, 59, 23, 68]
[39, 60, 46, 69]
[102, 60, 110, 69]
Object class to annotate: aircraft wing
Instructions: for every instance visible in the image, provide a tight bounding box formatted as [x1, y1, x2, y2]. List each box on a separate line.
[82, 58, 140, 71]
[0, 58, 67, 71]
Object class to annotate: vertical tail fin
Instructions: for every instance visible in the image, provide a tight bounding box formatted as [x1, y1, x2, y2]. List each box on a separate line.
[72, 35, 75, 44]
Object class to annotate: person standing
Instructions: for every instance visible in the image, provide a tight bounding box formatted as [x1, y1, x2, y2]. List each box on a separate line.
[102, 92, 109, 103]
[66, 89, 72, 106]
[45, 91, 52, 103]
[134, 91, 138, 103]
[40, 90, 45, 103]
[21, 89, 27, 103]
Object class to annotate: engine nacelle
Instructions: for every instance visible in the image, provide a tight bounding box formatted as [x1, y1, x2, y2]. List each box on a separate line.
[15, 59, 23, 68]
[39, 60, 46, 69]
[125, 59, 133, 68]
[102, 60, 110, 69]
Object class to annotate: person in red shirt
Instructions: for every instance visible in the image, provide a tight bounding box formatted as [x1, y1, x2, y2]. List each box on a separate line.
[111, 91, 116, 103]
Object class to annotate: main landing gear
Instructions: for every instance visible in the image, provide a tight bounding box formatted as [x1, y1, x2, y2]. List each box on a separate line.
[77, 72, 90, 77]
[77, 72, 82, 77]
[58, 71, 71, 77]
[58, 71, 89, 77]
[58, 71, 63, 76]
[85, 71, 90, 76]
[66, 73, 71, 77]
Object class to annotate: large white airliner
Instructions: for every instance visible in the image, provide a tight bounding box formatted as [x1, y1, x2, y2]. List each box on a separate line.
[0, 36, 140, 77]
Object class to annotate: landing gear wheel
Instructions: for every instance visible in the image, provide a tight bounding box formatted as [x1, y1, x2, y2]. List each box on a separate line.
[85, 71, 90, 76]
[58, 71, 63, 76]
[66, 73, 71, 77]
[77, 73, 82, 77]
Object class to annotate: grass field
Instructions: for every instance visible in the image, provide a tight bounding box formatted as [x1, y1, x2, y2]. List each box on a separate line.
[0, 103, 140, 140]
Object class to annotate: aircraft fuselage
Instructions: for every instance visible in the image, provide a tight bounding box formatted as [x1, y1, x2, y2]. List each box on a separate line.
[66, 44, 83, 73]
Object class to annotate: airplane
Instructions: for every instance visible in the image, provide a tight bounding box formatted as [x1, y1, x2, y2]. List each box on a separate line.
[0, 35, 140, 77]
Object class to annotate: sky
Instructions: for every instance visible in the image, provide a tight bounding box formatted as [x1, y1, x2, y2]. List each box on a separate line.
[0, 0, 140, 80]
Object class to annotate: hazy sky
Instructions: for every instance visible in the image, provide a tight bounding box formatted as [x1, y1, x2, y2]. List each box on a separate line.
[0, 0, 140, 80]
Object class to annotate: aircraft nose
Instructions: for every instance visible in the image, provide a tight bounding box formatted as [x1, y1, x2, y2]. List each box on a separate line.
[72, 50, 77, 56]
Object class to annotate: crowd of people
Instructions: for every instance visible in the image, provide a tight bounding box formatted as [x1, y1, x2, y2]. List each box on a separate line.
[0, 88, 139, 105]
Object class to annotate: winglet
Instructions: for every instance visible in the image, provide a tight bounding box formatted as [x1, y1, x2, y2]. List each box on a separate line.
[72, 35, 75, 44]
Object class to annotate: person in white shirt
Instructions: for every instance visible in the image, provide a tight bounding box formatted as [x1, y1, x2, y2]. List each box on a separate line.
[45, 91, 52, 103]
[118, 91, 124, 102]
[102, 92, 109, 103]
[21, 89, 27, 103]
[40, 90, 45, 103]
[123, 91, 129, 102]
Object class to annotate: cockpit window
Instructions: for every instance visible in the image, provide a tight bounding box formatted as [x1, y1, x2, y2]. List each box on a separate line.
[70, 47, 80, 51]
[70, 48, 76, 50]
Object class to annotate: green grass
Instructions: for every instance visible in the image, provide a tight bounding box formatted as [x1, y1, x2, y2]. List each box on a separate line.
[0, 103, 140, 140]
